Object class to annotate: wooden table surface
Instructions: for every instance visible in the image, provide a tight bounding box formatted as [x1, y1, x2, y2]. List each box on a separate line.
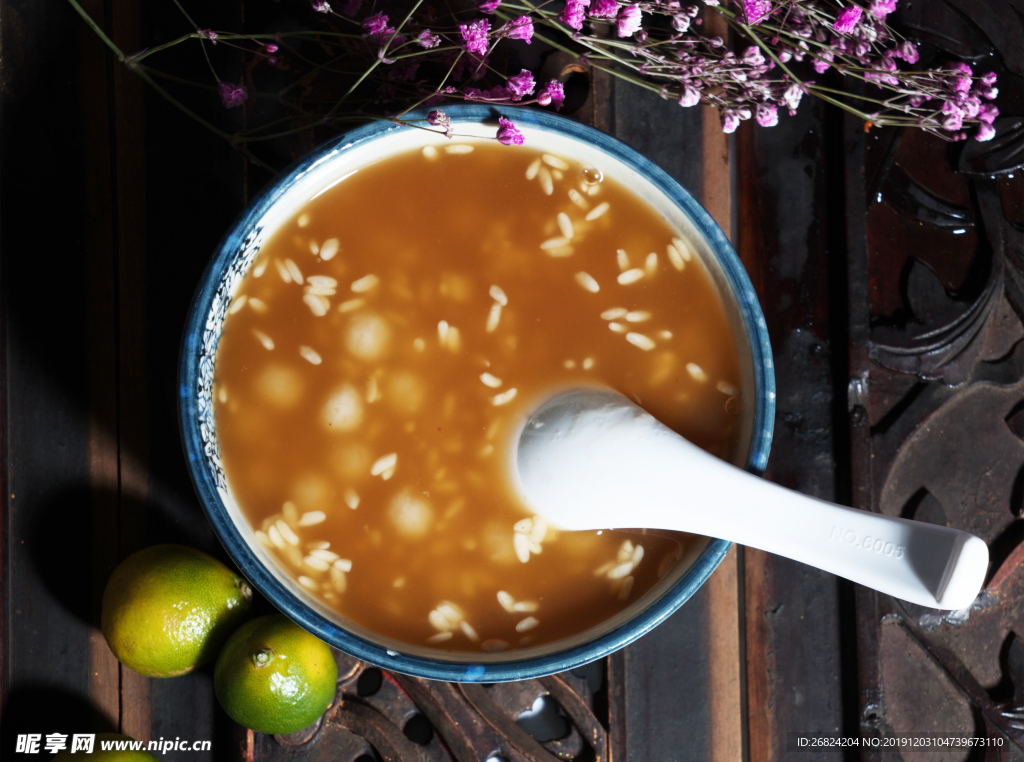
[2, 0, 1022, 760]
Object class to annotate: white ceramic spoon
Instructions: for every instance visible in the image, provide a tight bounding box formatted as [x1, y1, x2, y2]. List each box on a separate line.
[516, 388, 988, 610]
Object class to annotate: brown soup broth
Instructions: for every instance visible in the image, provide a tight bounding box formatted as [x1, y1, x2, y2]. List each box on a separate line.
[213, 141, 744, 652]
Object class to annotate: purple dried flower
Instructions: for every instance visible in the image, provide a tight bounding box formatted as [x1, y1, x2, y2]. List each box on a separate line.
[867, 0, 896, 17]
[497, 116, 525, 145]
[507, 70, 536, 100]
[537, 79, 566, 110]
[943, 112, 963, 131]
[962, 94, 981, 118]
[616, 4, 642, 36]
[755, 103, 778, 127]
[311, 0, 332, 12]
[980, 86, 998, 100]
[560, 0, 590, 30]
[363, 12, 393, 35]
[218, 82, 248, 109]
[833, 5, 862, 34]
[742, 46, 765, 65]
[428, 110, 453, 137]
[951, 62, 972, 93]
[464, 85, 511, 101]
[459, 19, 491, 55]
[197, 29, 217, 44]
[812, 49, 833, 73]
[975, 123, 996, 141]
[265, 43, 279, 53]
[980, 71, 998, 86]
[678, 83, 700, 107]
[501, 16, 534, 42]
[590, 0, 620, 18]
[743, 0, 772, 25]
[908, 94, 928, 107]
[416, 29, 441, 48]
[941, 102, 964, 130]
[479, 0, 501, 12]
[721, 109, 740, 133]
[865, 55, 898, 86]
[783, 83, 803, 110]
[896, 40, 918, 63]
[978, 104, 999, 124]
[672, 14, 692, 31]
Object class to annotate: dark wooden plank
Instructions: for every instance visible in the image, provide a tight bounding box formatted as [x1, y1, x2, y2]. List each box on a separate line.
[610, 73, 745, 759]
[734, 92, 851, 759]
[1, 0, 112, 743]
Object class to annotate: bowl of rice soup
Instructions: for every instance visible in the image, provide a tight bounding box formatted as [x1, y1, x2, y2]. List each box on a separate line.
[179, 105, 775, 682]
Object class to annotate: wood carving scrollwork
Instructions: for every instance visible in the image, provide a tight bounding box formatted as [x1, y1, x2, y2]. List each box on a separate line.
[854, 3, 1024, 756]
[245, 651, 608, 761]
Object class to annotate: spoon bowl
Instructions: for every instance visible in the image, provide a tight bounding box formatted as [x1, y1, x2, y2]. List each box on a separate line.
[517, 388, 988, 611]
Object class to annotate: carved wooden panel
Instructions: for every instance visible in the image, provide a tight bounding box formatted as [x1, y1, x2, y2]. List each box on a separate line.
[237, 653, 606, 761]
[847, 1, 1024, 756]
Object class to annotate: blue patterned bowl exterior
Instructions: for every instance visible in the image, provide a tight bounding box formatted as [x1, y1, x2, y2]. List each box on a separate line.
[179, 105, 775, 682]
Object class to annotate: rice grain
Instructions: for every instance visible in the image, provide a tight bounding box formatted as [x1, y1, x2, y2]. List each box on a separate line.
[574, 271, 600, 293]
[585, 202, 610, 221]
[299, 346, 323, 365]
[618, 268, 644, 285]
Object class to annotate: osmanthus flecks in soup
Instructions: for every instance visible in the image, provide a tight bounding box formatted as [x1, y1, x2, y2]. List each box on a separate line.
[213, 140, 744, 653]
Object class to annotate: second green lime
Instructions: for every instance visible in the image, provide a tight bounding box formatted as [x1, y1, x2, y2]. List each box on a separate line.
[214, 614, 337, 735]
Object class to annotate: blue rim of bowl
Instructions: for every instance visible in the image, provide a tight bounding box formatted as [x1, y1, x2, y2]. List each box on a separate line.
[179, 104, 775, 682]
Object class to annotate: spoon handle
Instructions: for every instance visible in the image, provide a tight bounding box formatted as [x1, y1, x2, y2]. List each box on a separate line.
[517, 391, 988, 610]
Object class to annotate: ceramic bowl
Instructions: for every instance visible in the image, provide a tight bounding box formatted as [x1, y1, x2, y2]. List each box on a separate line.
[179, 104, 775, 682]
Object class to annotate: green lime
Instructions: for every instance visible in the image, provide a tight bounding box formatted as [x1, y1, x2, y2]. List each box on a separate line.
[101, 544, 252, 677]
[214, 614, 337, 735]
[53, 733, 158, 760]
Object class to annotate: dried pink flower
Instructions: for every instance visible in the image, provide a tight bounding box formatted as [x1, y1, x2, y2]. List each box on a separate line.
[459, 18, 491, 55]
[311, 0, 332, 12]
[218, 82, 248, 109]
[951, 62, 973, 93]
[496, 116, 525, 145]
[783, 82, 803, 110]
[464, 85, 511, 101]
[678, 84, 700, 107]
[479, 0, 501, 12]
[975, 123, 996, 141]
[507, 70, 536, 100]
[833, 5, 861, 34]
[362, 12, 393, 36]
[616, 5, 643, 36]
[721, 109, 740, 133]
[560, 0, 590, 30]
[590, 0, 620, 18]
[812, 49, 833, 73]
[896, 40, 918, 63]
[197, 29, 217, 44]
[742, 46, 765, 65]
[537, 79, 566, 110]
[428, 110, 452, 137]
[501, 16, 534, 42]
[867, 0, 896, 18]
[755, 103, 778, 126]
[978, 104, 999, 124]
[416, 29, 441, 48]
[743, 0, 772, 25]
